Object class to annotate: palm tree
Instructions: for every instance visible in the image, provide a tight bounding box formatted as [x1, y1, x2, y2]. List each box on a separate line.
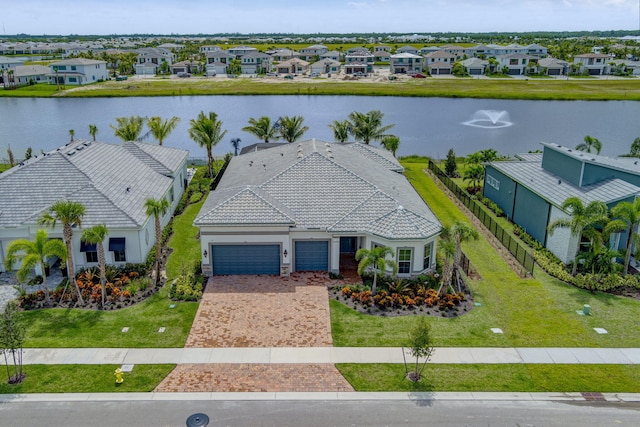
[278, 115, 309, 143]
[381, 135, 400, 157]
[188, 111, 227, 178]
[81, 224, 109, 307]
[230, 138, 241, 156]
[328, 120, 351, 143]
[441, 221, 479, 291]
[146, 116, 181, 146]
[548, 197, 609, 275]
[347, 110, 395, 145]
[437, 233, 457, 295]
[88, 124, 98, 141]
[111, 116, 145, 142]
[242, 116, 280, 143]
[575, 135, 602, 155]
[609, 199, 640, 274]
[5, 229, 67, 306]
[355, 246, 397, 296]
[479, 148, 498, 163]
[463, 164, 485, 190]
[68, 129, 75, 142]
[145, 197, 170, 285]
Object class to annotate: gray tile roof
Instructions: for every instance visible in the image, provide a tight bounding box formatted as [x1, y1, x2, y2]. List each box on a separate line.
[0, 139, 187, 229]
[196, 139, 441, 240]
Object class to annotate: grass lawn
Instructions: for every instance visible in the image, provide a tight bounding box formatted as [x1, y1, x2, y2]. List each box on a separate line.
[0, 364, 174, 393]
[337, 364, 640, 393]
[165, 198, 206, 281]
[0, 84, 63, 97]
[330, 161, 640, 348]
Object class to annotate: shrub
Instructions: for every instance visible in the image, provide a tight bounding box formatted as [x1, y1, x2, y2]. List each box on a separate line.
[169, 263, 203, 301]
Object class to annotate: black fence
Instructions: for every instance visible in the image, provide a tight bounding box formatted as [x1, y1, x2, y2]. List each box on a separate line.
[428, 160, 535, 275]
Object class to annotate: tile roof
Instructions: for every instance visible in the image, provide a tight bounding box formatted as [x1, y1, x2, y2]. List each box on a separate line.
[196, 139, 441, 240]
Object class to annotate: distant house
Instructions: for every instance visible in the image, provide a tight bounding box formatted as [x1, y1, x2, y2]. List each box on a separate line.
[538, 57, 569, 76]
[228, 45, 257, 57]
[573, 53, 613, 75]
[425, 51, 455, 75]
[200, 45, 222, 54]
[526, 44, 549, 57]
[344, 51, 374, 74]
[135, 48, 174, 75]
[0, 56, 24, 70]
[418, 46, 440, 56]
[396, 45, 418, 55]
[0, 140, 189, 273]
[389, 53, 424, 74]
[205, 51, 234, 76]
[171, 60, 203, 75]
[299, 45, 328, 61]
[269, 49, 299, 62]
[275, 58, 310, 75]
[49, 58, 109, 85]
[495, 54, 537, 75]
[440, 45, 467, 60]
[320, 51, 342, 62]
[373, 46, 391, 62]
[13, 65, 50, 84]
[459, 57, 488, 75]
[310, 58, 341, 75]
[240, 52, 272, 75]
[483, 143, 640, 264]
[157, 43, 184, 51]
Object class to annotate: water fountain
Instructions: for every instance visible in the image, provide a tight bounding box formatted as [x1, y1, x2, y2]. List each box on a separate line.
[462, 110, 513, 129]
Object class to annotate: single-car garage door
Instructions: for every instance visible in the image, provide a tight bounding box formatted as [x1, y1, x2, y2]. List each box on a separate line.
[212, 244, 280, 275]
[294, 241, 329, 271]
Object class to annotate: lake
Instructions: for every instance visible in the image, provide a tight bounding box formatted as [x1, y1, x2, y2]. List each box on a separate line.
[1, 95, 639, 160]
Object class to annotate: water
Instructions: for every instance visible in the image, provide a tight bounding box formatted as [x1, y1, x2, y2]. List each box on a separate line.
[462, 110, 513, 129]
[1, 96, 639, 160]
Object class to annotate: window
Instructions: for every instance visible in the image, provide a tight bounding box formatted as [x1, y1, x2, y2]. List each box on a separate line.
[398, 248, 412, 274]
[169, 187, 174, 202]
[85, 251, 98, 263]
[71, 66, 76, 71]
[68, 77, 77, 82]
[109, 237, 126, 262]
[423, 243, 433, 270]
[486, 174, 500, 190]
[114, 250, 127, 262]
[81, 241, 98, 263]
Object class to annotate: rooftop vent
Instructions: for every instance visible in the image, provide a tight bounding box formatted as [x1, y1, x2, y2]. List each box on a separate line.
[75, 145, 84, 151]
[126, 187, 131, 193]
[297, 153, 303, 159]
[67, 150, 76, 156]
[558, 180, 561, 184]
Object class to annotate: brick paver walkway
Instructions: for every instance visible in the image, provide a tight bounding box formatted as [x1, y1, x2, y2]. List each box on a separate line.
[185, 273, 333, 348]
[154, 363, 354, 393]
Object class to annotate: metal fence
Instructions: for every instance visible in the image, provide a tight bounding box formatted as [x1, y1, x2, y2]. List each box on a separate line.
[428, 160, 535, 275]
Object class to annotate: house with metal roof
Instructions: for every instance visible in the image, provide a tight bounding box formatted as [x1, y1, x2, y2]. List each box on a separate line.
[0, 139, 188, 273]
[195, 139, 441, 277]
[483, 142, 640, 264]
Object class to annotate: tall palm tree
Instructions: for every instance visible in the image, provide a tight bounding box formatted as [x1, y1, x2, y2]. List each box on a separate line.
[380, 135, 400, 157]
[145, 197, 170, 285]
[548, 197, 609, 275]
[5, 229, 67, 306]
[146, 116, 181, 146]
[278, 115, 309, 143]
[609, 199, 640, 274]
[88, 124, 98, 141]
[441, 221, 479, 291]
[328, 120, 351, 143]
[188, 111, 227, 178]
[347, 110, 394, 145]
[575, 135, 602, 155]
[242, 116, 280, 143]
[38, 200, 86, 304]
[355, 246, 397, 296]
[81, 224, 109, 307]
[437, 233, 457, 296]
[230, 138, 242, 156]
[111, 116, 145, 142]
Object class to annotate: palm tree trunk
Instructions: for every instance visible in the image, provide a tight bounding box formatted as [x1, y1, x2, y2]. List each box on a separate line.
[623, 225, 636, 274]
[64, 226, 84, 304]
[41, 264, 51, 307]
[207, 148, 214, 178]
[98, 243, 106, 307]
[371, 271, 378, 296]
[155, 216, 162, 286]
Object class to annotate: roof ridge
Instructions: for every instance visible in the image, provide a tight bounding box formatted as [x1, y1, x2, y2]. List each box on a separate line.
[329, 190, 396, 230]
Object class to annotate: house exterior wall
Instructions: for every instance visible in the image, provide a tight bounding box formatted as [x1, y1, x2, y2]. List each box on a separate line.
[541, 148, 583, 185]
[582, 163, 640, 187]
[483, 166, 517, 219]
[546, 205, 578, 264]
[512, 185, 550, 245]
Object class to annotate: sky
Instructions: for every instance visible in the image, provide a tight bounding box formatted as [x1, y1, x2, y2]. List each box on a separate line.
[2, 0, 639, 36]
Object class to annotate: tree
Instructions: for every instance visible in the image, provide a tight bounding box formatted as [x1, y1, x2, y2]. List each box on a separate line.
[629, 137, 640, 157]
[403, 316, 434, 382]
[189, 111, 227, 178]
[6, 146, 14, 167]
[68, 129, 75, 142]
[38, 200, 86, 304]
[347, 110, 395, 145]
[88, 124, 98, 141]
[548, 197, 609, 275]
[441, 221, 479, 291]
[5, 229, 67, 306]
[278, 115, 309, 143]
[242, 116, 279, 143]
[381, 135, 400, 157]
[463, 164, 485, 190]
[575, 135, 602, 155]
[111, 116, 145, 142]
[444, 148, 458, 177]
[24, 147, 32, 161]
[145, 197, 170, 286]
[609, 199, 640, 274]
[81, 224, 109, 307]
[437, 229, 457, 295]
[146, 116, 181, 146]
[479, 148, 498, 163]
[466, 151, 484, 165]
[230, 138, 242, 156]
[328, 120, 351, 143]
[0, 301, 27, 384]
[355, 246, 397, 296]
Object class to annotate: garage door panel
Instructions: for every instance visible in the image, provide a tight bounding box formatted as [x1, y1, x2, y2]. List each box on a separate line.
[294, 241, 329, 271]
[212, 244, 280, 275]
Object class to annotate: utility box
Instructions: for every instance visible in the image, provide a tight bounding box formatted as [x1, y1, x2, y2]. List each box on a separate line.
[583, 304, 591, 315]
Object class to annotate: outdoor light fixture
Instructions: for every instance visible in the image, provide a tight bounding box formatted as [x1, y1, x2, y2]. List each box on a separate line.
[203, 249, 208, 258]
[283, 249, 288, 257]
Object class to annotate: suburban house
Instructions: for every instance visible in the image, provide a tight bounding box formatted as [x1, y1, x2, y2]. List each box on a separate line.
[526, 44, 549, 57]
[396, 45, 419, 55]
[573, 53, 614, 75]
[200, 45, 222, 54]
[0, 56, 24, 70]
[195, 139, 441, 276]
[389, 53, 424, 74]
[228, 45, 257, 57]
[311, 58, 341, 75]
[157, 43, 184, 51]
[13, 65, 50, 84]
[268, 49, 299, 62]
[205, 51, 234, 76]
[459, 57, 488, 75]
[320, 51, 342, 62]
[240, 52, 272, 75]
[275, 58, 310, 75]
[538, 57, 569, 76]
[171, 60, 203, 75]
[495, 54, 537, 75]
[299, 45, 328, 61]
[440, 45, 467, 60]
[0, 139, 189, 274]
[482, 143, 640, 264]
[418, 46, 441, 56]
[48, 58, 109, 85]
[373, 45, 391, 62]
[135, 48, 174, 75]
[344, 51, 374, 74]
[425, 51, 455, 75]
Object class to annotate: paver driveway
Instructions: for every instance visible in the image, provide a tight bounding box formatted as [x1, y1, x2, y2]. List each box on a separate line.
[185, 273, 334, 348]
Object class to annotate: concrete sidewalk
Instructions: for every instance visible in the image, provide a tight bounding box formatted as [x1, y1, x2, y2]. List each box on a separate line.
[21, 347, 640, 365]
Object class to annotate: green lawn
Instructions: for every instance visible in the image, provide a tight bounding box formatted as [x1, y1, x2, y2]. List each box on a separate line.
[165, 198, 206, 281]
[337, 364, 640, 393]
[0, 84, 63, 97]
[330, 162, 640, 348]
[0, 364, 174, 393]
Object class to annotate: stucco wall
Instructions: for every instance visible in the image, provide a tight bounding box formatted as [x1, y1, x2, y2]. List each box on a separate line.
[546, 205, 578, 264]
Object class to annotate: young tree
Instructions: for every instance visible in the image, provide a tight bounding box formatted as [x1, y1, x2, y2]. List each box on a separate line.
[189, 111, 228, 178]
[146, 116, 181, 146]
[145, 197, 170, 286]
[88, 124, 98, 141]
[629, 137, 640, 157]
[441, 221, 479, 292]
[463, 164, 485, 191]
[381, 135, 400, 157]
[444, 148, 458, 177]
[0, 301, 27, 384]
[575, 135, 602, 155]
[68, 129, 75, 142]
[5, 229, 67, 306]
[111, 116, 145, 142]
[437, 230, 457, 295]
[24, 147, 33, 161]
[328, 120, 351, 143]
[81, 224, 109, 307]
[609, 199, 640, 274]
[38, 200, 86, 304]
[403, 316, 434, 382]
[355, 246, 397, 296]
[278, 115, 309, 143]
[230, 138, 242, 156]
[242, 116, 280, 143]
[347, 110, 395, 145]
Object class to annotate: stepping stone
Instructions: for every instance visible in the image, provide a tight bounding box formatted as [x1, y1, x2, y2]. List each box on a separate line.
[169, 304, 176, 309]
[120, 364, 135, 372]
[158, 327, 166, 333]
[594, 328, 608, 334]
[121, 327, 129, 333]
[491, 328, 503, 334]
